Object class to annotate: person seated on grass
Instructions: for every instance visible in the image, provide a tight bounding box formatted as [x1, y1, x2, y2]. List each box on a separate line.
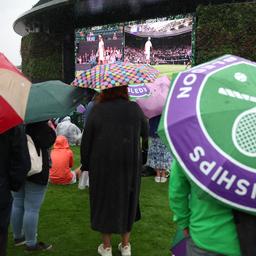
[49, 135, 80, 185]
[56, 116, 82, 146]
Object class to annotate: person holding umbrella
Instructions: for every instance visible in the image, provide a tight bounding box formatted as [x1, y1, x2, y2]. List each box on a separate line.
[0, 53, 31, 256]
[80, 86, 148, 256]
[11, 121, 56, 251]
[169, 159, 241, 255]
[158, 55, 256, 255]
[0, 125, 31, 256]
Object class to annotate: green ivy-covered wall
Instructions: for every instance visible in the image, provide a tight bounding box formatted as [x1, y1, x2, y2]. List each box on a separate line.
[195, 2, 256, 65]
[21, 33, 63, 83]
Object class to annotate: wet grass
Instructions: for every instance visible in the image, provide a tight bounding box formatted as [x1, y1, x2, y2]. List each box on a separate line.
[7, 146, 176, 256]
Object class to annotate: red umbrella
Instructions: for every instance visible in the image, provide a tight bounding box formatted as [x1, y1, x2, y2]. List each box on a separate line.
[0, 53, 31, 133]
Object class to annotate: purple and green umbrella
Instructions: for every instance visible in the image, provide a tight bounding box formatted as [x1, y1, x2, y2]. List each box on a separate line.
[72, 62, 159, 90]
[158, 55, 256, 213]
[171, 228, 187, 256]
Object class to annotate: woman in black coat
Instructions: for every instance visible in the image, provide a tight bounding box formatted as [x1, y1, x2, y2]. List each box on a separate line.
[11, 121, 56, 251]
[80, 86, 148, 256]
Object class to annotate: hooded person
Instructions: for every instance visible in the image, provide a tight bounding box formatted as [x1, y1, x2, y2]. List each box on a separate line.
[56, 116, 82, 146]
[49, 135, 78, 185]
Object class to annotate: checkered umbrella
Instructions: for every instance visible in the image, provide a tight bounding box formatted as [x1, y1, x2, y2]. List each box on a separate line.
[72, 62, 159, 90]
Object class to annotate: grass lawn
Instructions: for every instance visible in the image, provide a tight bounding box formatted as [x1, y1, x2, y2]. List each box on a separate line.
[7, 146, 176, 256]
[153, 64, 186, 80]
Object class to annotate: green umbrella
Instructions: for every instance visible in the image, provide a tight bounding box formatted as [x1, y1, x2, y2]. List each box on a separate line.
[25, 80, 85, 123]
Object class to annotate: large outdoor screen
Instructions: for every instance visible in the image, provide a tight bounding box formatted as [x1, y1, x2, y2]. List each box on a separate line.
[75, 24, 124, 72]
[75, 14, 193, 75]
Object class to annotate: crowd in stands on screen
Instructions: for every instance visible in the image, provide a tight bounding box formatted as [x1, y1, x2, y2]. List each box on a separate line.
[126, 17, 193, 34]
[124, 45, 191, 65]
[113, 32, 117, 40]
[87, 32, 96, 41]
[76, 47, 122, 65]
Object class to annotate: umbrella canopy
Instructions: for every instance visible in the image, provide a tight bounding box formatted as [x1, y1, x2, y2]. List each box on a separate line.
[135, 75, 170, 118]
[25, 80, 85, 123]
[171, 228, 187, 256]
[128, 83, 151, 100]
[72, 62, 159, 90]
[0, 53, 31, 133]
[76, 104, 86, 113]
[158, 55, 256, 213]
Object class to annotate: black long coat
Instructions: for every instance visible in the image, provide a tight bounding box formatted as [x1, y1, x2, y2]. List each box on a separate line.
[81, 99, 148, 234]
[0, 125, 30, 229]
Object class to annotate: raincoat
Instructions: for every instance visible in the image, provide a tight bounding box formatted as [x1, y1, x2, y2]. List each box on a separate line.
[49, 135, 74, 185]
[56, 116, 82, 146]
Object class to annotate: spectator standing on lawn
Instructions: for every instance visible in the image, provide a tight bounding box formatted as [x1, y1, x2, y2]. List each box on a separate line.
[82, 90, 99, 127]
[146, 115, 172, 183]
[170, 159, 241, 255]
[11, 121, 56, 251]
[0, 125, 30, 256]
[49, 135, 80, 185]
[80, 86, 148, 256]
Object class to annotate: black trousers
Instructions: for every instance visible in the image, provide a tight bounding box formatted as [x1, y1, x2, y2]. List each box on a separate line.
[0, 202, 12, 256]
[0, 228, 8, 256]
[233, 210, 256, 256]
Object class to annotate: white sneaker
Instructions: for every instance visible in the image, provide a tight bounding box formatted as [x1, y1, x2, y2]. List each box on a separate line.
[161, 177, 167, 183]
[154, 176, 161, 183]
[118, 243, 131, 256]
[98, 244, 112, 256]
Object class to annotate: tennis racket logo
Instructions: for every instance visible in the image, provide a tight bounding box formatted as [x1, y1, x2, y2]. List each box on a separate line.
[219, 87, 256, 157]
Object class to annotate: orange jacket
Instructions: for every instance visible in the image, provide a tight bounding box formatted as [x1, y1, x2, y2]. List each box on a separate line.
[49, 135, 74, 184]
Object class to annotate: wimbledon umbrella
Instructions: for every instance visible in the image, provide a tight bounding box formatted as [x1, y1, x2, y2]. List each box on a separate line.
[25, 80, 85, 123]
[0, 53, 31, 133]
[72, 62, 159, 90]
[135, 75, 171, 118]
[128, 83, 151, 100]
[171, 228, 187, 256]
[158, 55, 256, 213]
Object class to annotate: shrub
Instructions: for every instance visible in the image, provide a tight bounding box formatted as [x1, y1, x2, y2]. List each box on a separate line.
[195, 2, 256, 64]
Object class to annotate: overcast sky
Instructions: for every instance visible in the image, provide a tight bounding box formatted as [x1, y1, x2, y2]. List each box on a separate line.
[0, 0, 37, 66]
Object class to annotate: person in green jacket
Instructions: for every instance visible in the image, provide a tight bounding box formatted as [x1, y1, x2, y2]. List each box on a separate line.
[169, 159, 241, 256]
